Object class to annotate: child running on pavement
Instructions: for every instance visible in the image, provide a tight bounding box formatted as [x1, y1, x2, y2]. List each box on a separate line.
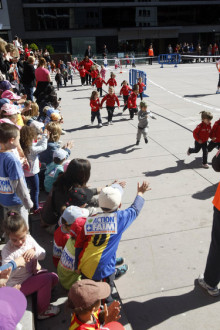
[100, 64, 106, 80]
[92, 73, 106, 97]
[137, 77, 146, 101]
[120, 80, 132, 111]
[208, 117, 220, 152]
[90, 91, 102, 127]
[100, 86, 120, 125]
[77, 65, 89, 86]
[2, 211, 60, 320]
[136, 101, 156, 145]
[187, 111, 213, 168]
[74, 181, 150, 302]
[106, 72, 117, 88]
[127, 84, 139, 120]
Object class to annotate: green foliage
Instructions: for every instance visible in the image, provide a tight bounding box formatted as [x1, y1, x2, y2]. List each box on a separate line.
[46, 44, 54, 54]
[29, 43, 38, 51]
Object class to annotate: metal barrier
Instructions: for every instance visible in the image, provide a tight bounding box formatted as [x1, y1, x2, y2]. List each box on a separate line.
[129, 69, 148, 97]
[158, 54, 181, 68]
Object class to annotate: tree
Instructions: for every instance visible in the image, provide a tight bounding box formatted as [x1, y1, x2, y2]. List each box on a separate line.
[29, 43, 38, 51]
[46, 44, 54, 54]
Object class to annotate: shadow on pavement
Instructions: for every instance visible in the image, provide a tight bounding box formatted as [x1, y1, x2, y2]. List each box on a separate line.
[192, 183, 218, 200]
[143, 158, 203, 177]
[87, 144, 139, 159]
[123, 280, 220, 330]
[184, 94, 215, 98]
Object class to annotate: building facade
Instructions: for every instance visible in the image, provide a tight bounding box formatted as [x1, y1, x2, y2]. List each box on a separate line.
[6, 0, 220, 55]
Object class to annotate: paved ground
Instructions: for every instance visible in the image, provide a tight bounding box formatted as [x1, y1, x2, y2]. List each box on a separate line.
[33, 61, 220, 330]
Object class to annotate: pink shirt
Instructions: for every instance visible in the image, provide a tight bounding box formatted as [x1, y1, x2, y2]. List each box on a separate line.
[35, 67, 50, 82]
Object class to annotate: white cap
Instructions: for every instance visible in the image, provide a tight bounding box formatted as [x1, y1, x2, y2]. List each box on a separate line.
[99, 184, 123, 211]
[53, 148, 67, 160]
[30, 120, 44, 132]
[62, 205, 89, 225]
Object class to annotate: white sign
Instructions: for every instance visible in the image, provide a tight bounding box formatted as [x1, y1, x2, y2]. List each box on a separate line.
[84, 213, 118, 235]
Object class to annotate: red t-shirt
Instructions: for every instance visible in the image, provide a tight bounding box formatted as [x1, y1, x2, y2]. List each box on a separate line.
[120, 85, 132, 96]
[138, 82, 146, 94]
[127, 92, 137, 109]
[106, 78, 117, 87]
[101, 93, 120, 107]
[92, 77, 106, 88]
[210, 119, 220, 142]
[53, 226, 70, 267]
[35, 67, 50, 82]
[90, 98, 101, 112]
[193, 122, 211, 143]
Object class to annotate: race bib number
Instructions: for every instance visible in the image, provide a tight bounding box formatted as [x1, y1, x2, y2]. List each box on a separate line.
[84, 213, 118, 235]
[0, 177, 14, 194]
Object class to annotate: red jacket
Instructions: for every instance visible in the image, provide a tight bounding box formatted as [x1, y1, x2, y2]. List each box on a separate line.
[127, 92, 137, 109]
[77, 68, 89, 77]
[92, 77, 106, 88]
[210, 119, 220, 142]
[138, 82, 146, 94]
[101, 93, 120, 107]
[79, 59, 93, 71]
[120, 85, 132, 96]
[193, 122, 211, 143]
[90, 98, 101, 112]
[90, 70, 98, 79]
[106, 78, 117, 87]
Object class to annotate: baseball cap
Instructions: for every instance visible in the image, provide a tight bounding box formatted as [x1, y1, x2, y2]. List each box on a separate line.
[1, 103, 20, 115]
[53, 148, 68, 160]
[62, 205, 89, 226]
[0, 98, 10, 109]
[68, 279, 110, 309]
[46, 108, 58, 117]
[99, 184, 123, 211]
[140, 101, 147, 108]
[0, 80, 15, 91]
[0, 287, 27, 330]
[30, 120, 44, 132]
[1, 90, 21, 100]
[66, 188, 94, 207]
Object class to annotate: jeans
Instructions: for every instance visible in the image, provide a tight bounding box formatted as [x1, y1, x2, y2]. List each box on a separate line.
[204, 207, 220, 287]
[26, 174, 39, 210]
[123, 95, 129, 110]
[81, 76, 86, 85]
[91, 111, 102, 124]
[188, 141, 208, 164]
[23, 85, 34, 101]
[97, 87, 102, 97]
[85, 72, 91, 85]
[106, 106, 115, 122]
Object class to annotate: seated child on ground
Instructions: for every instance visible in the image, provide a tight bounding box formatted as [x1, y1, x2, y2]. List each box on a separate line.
[67, 279, 124, 329]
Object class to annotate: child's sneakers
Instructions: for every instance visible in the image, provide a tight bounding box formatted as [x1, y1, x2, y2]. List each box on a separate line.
[202, 164, 209, 169]
[136, 140, 140, 145]
[110, 121, 113, 125]
[145, 138, 148, 144]
[198, 274, 220, 297]
[115, 264, 128, 279]
[33, 207, 43, 215]
[91, 122, 94, 126]
[38, 304, 60, 320]
[115, 257, 125, 266]
[98, 123, 102, 127]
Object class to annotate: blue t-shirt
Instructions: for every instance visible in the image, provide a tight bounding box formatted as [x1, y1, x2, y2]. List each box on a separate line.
[0, 152, 24, 206]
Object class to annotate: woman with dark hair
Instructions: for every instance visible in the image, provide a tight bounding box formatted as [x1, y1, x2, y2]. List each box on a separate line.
[41, 159, 100, 225]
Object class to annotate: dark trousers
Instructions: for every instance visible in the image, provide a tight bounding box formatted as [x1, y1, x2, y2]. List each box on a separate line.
[129, 107, 138, 119]
[23, 85, 34, 101]
[208, 141, 220, 152]
[26, 174, 39, 210]
[107, 106, 115, 122]
[85, 72, 91, 85]
[56, 81, 62, 90]
[81, 76, 86, 85]
[92, 78, 96, 85]
[188, 141, 208, 164]
[123, 95, 129, 110]
[91, 110, 102, 124]
[148, 57, 153, 65]
[97, 87, 102, 97]
[204, 207, 220, 287]
[140, 92, 143, 100]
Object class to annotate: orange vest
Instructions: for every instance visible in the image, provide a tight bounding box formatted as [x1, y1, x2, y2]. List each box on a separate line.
[213, 182, 220, 210]
[148, 48, 154, 56]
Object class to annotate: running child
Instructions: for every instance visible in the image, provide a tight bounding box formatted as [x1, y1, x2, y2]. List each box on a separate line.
[100, 86, 120, 125]
[136, 101, 156, 145]
[90, 65, 99, 85]
[2, 211, 60, 320]
[127, 84, 139, 119]
[100, 64, 106, 80]
[187, 111, 213, 168]
[120, 80, 132, 111]
[77, 65, 89, 86]
[208, 118, 220, 152]
[55, 69, 62, 91]
[137, 77, 146, 100]
[90, 91, 102, 127]
[92, 73, 106, 97]
[106, 72, 117, 88]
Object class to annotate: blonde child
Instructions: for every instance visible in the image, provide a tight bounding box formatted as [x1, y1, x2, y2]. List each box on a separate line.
[100, 64, 106, 80]
[136, 101, 156, 145]
[187, 111, 213, 168]
[2, 211, 60, 319]
[137, 77, 146, 101]
[92, 73, 106, 97]
[100, 86, 120, 125]
[106, 72, 117, 87]
[20, 125, 48, 213]
[90, 90, 102, 127]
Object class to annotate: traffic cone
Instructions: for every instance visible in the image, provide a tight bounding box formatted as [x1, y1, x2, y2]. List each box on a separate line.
[120, 64, 122, 74]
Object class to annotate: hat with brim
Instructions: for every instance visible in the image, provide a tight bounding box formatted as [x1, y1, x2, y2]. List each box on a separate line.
[53, 148, 68, 160]
[0, 80, 15, 91]
[68, 279, 110, 309]
[2, 90, 21, 100]
[30, 120, 44, 132]
[99, 184, 123, 211]
[1, 103, 20, 115]
[0, 287, 27, 330]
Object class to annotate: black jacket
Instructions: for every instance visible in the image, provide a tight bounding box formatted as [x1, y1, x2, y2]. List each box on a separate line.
[22, 61, 36, 86]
